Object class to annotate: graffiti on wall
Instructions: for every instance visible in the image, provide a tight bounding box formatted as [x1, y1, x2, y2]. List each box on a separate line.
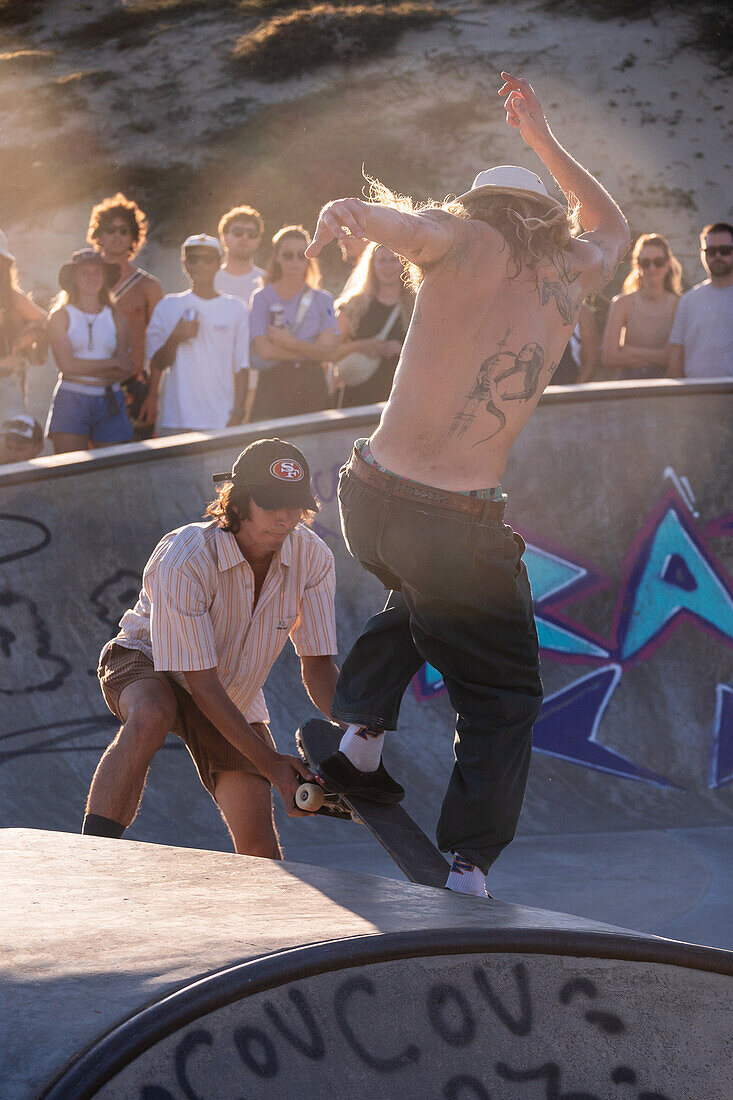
[413, 478, 733, 791]
[83, 957, 690, 1100]
[1, 465, 731, 790]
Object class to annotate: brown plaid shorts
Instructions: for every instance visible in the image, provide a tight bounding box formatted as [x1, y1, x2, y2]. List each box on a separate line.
[98, 643, 276, 797]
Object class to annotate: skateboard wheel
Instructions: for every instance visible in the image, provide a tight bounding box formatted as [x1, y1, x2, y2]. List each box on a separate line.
[296, 782, 325, 812]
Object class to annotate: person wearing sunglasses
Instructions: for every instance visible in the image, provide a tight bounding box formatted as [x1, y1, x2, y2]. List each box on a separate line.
[215, 205, 265, 306]
[87, 193, 163, 439]
[145, 234, 250, 434]
[601, 233, 682, 380]
[248, 225, 341, 422]
[668, 222, 733, 379]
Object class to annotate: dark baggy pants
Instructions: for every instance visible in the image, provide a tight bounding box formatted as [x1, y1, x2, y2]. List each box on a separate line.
[331, 450, 543, 873]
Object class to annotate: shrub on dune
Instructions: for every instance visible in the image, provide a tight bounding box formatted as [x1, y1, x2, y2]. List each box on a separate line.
[231, 2, 445, 80]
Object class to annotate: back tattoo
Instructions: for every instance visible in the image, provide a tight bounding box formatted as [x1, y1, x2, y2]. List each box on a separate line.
[450, 341, 554, 448]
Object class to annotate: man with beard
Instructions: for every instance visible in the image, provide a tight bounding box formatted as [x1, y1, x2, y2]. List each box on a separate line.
[215, 204, 265, 306]
[669, 222, 733, 379]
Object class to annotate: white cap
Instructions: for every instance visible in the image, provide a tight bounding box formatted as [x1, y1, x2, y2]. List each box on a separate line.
[2, 414, 41, 441]
[457, 165, 563, 210]
[0, 230, 16, 263]
[181, 233, 223, 257]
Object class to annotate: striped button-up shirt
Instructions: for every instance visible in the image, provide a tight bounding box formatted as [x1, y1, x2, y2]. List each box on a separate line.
[104, 521, 337, 723]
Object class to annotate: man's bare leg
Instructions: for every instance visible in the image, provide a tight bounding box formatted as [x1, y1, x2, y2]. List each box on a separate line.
[213, 770, 282, 859]
[84, 678, 177, 832]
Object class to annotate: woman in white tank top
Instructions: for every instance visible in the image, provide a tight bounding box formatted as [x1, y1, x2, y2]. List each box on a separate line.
[46, 248, 134, 454]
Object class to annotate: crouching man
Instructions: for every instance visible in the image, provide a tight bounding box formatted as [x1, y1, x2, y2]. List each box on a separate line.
[83, 438, 339, 856]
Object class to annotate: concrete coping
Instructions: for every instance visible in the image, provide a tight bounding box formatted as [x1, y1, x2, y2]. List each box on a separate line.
[1, 378, 731, 488]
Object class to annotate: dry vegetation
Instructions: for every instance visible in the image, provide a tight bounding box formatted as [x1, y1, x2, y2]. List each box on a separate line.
[231, 3, 445, 80]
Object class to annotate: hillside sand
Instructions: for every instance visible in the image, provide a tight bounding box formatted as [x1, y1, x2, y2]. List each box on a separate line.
[0, 0, 730, 429]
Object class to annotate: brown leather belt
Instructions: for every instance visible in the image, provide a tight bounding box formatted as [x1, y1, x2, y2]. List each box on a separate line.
[347, 447, 506, 519]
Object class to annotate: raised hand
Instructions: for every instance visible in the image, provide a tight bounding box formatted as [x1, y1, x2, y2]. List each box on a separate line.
[498, 72, 552, 149]
[306, 198, 369, 258]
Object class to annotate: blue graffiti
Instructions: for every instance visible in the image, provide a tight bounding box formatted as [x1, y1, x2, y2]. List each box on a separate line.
[533, 666, 679, 787]
[710, 684, 733, 790]
[412, 483, 733, 786]
[616, 505, 733, 661]
[525, 545, 610, 659]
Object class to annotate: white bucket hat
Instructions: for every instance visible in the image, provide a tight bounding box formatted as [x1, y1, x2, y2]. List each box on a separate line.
[457, 165, 565, 212]
[0, 230, 16, 263]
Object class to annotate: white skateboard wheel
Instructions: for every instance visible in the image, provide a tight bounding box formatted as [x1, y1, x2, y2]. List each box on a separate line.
[296, 782, 324, 811]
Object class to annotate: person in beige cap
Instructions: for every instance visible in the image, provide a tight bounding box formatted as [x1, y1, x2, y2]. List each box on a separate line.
[46, 248, 134, 453]
[306, 72, 630, 898]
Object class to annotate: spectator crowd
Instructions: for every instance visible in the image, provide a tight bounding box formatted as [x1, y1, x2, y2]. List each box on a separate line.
[1, 193, 732, 465]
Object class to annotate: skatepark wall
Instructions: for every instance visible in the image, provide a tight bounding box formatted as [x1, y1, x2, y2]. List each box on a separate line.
[1, 379, 732, 857]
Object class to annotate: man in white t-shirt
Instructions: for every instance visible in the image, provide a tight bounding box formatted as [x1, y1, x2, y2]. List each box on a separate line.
[669, 221, 733, 379]
[146, 234, 250, 432]
[214, 204, 265, 306]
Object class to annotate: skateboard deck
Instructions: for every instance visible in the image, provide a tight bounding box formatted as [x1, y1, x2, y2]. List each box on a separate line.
[295, 718, 451, 889]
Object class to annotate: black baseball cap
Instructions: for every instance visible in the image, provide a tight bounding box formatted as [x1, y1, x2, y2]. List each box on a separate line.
[213, 438, 318, 511]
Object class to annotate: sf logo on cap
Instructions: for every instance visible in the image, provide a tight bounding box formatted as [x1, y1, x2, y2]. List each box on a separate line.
[270, 459, 304, 481]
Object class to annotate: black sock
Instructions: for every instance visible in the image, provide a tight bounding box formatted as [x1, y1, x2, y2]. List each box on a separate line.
[82, 812, 125, 839]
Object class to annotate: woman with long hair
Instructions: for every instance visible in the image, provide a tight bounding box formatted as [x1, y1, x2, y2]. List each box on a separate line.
[601, 233, 682, 379]
[0, 230, 47, 424]
[333, 243, 414, 407]
[45, 248, 134, 453]
[248, 225, 340, 421]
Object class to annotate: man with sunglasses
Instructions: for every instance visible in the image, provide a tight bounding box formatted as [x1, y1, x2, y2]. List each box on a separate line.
[669, 222, 733, 379]
[145, 234, 250, 434]
[215, 205, 265, 306]
[88, 194, 163, 438]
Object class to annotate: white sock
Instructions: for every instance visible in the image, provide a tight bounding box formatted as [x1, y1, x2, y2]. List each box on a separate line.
[338, 723, 384, 772]
[445, 854, 489, 898]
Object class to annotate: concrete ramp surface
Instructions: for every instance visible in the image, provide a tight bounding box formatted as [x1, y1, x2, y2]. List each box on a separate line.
[0, 831, 727, 1100]
[1, 381, 732, 947]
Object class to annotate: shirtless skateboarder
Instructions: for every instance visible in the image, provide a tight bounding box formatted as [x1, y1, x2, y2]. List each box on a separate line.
[305, 73, 630, 896]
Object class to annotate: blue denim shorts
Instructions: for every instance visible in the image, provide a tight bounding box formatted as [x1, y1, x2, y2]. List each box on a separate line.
[46, 381, 134, 444]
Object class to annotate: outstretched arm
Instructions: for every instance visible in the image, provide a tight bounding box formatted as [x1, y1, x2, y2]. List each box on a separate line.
[499, 72, 630, 289]
[306, 200, 460, 268]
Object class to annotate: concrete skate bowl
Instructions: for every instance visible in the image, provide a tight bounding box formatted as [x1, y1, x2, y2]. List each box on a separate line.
[40, 928, 733, 1099]
[1, 379, 732, 942]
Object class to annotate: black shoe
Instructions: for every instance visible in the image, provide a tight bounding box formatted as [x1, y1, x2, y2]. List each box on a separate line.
[318, 751, 405, 804]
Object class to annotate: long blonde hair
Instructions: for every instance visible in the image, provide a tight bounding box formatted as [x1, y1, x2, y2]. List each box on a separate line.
[622, 233, 682, 295]
[336, 242, 414, 329]
[364, 174, 580, 293]
[265, 225, 321, 288]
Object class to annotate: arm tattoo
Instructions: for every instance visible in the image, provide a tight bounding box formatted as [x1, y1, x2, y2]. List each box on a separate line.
[448, 341, 545, 448]
[540, 269, 580, 326]
[600, 251, 617, 284]
[443, 224, 474, 276]
[540, 278, 577, 325]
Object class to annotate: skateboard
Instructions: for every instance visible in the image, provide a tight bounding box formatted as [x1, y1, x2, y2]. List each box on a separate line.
[295, 718, 451, 889]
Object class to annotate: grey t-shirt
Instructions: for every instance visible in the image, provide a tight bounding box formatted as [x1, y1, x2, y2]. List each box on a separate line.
[668, 280, 733, 378]
[214, 265, 264, 307]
